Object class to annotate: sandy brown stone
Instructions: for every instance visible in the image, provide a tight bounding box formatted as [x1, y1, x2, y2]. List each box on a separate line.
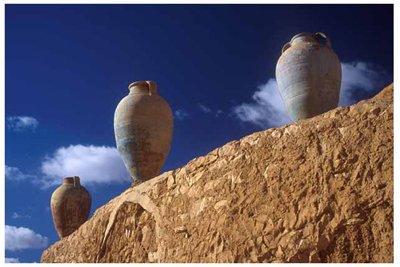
[41, 83, 393, 263]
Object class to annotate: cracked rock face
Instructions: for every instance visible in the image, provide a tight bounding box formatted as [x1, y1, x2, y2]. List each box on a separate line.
[41, 84, 393, 263]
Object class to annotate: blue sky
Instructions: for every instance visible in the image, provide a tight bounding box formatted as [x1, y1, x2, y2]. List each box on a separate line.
[4, 4, 393, 263]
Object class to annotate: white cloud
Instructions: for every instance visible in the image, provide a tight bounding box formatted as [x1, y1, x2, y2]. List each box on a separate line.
[7, 116, 38, 132]
[37, 144, 130, 188]
[198, 103, 212, 113]
[233, 61, 389, 129]
[198, 104, 224, 118]
[11, 212, 21, 219]
[233, 78, 291, 128]
[5, 258, 20, 263]
[5, 225, 48, 251]
[11, 212, 32, 219]
[5, 165, 35, 181]
[339, 62, 389, 106]
[174, 109, 189, 120]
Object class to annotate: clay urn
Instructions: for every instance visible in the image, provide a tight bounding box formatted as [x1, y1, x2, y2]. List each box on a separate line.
[276, 32, 342, 121]
[114, 81, 173, 183]
[51, 176, 91, 238]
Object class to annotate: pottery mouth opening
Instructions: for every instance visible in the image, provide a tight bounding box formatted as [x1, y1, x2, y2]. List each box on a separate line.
[63, 176, 81, 186]
[290, 32, 315, 42]
[128, 81, 158, 95]
[63, 177, 75, 184]
[128, 81, 149, 90]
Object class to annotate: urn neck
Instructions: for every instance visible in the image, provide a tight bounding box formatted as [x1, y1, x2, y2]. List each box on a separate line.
[128, 81, 158, 96]
[63, 176, 81, 187]
[290, 32, 318, 46]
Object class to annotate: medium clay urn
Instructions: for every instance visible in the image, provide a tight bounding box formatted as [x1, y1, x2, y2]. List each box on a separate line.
[114, 81, 173, 183]
[276, 32, 342, 121]
[51, 176, 91, 238]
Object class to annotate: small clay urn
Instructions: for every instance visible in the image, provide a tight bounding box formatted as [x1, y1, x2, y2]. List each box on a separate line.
[51, 176, 91, 238]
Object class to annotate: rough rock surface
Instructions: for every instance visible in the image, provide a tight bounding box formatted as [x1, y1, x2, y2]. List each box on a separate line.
[41, 84, 393, 263]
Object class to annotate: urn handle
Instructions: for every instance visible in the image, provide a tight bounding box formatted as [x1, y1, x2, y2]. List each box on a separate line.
[73, 176, 81, 188]
[146, 81, 158, 96]
[282, 42, 291, 54]
[315, 32, 332, 48]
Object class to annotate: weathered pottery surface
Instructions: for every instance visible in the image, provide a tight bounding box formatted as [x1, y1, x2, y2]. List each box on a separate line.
[51, 176, 91, 238]
[276, 32, 342, 121]
[114, 81, 173, 183]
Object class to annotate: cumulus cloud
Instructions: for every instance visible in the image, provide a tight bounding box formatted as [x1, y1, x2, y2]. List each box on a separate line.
[339, 61, 389, 106]
[7, 116, 38, 132]
[5, 258, 20, 263]
[5, 225, 48, 251]
[7, 145, 131, 189]
[5, 165, 35, 181]
[233, 61, 390, 129]
[37, 145, 130, 188]
[233, 78, 291, 128]
[174, 109, 189, 120]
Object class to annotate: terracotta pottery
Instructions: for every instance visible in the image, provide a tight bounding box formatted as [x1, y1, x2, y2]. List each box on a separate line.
[276, 32, 342, 121]
[114, 81, 173, 183]
[51, 176, 91, 238]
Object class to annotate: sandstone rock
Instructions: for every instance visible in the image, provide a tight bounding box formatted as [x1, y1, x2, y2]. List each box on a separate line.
[41, 83, 393, 263]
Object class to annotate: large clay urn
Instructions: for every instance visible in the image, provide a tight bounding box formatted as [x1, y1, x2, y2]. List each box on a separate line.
[276, 32, 342, 121]
[51, 176, 91, 238]
[114, 81, 173, 183]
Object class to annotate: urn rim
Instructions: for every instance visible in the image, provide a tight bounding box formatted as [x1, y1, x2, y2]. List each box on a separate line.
[290, 32, 316, 43]
[128, 81, 158, 95]
[63, 176, 81, 186]
[128, 81, 149, 89]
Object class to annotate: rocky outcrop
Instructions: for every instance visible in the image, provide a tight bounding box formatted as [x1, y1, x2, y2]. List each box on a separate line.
[41, 84, 393, 263]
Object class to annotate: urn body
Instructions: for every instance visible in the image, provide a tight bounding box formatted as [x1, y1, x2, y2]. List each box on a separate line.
[114, 81, 173, 182]
[51, 177, 91, 238]
[276, 32, 342, 121]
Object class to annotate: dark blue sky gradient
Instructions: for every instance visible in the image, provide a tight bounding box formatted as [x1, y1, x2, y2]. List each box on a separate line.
[5, 4, 393, 263]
